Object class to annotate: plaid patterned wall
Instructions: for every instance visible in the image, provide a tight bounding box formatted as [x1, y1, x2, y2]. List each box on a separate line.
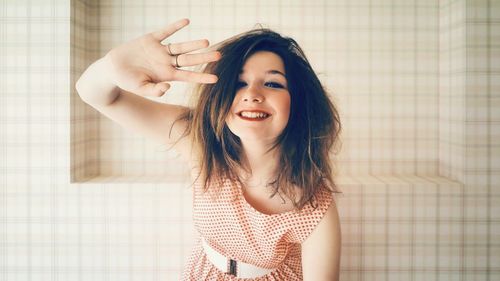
[462, 0, 500, 279]
[71, 0, 99, 182]
[439, 0, 466, 183]
[1, 0, 498, 280]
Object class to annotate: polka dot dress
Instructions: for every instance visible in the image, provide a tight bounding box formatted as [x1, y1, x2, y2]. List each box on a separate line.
[181, 174, 334, 280]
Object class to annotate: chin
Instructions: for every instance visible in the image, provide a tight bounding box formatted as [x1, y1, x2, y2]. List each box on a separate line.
[226, 121, 285, 143]
[240, 135, 277, 143]
[230, 129, 280, 143]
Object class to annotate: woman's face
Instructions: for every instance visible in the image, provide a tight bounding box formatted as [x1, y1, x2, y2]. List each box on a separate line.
[225, 51, 291, 143]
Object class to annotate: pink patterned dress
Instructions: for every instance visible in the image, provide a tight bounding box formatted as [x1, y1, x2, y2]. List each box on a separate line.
[181, 174, 334, 280]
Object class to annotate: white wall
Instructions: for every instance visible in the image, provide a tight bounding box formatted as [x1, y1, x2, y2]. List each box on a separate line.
[1, 0, 499, 280]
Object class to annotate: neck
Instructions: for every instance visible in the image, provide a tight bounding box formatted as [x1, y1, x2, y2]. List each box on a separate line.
[239, 139, 280, 184]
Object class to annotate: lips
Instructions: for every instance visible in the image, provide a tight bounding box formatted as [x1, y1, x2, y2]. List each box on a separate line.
[237, 109, 271, 121]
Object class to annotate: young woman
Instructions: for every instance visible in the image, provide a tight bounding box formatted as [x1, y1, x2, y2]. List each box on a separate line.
[76, 18, 342, 281]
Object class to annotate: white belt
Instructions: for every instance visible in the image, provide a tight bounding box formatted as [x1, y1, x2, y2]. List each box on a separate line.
[201, 237, 275, 278]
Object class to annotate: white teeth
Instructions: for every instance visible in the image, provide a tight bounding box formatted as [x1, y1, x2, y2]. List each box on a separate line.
[240, 111, 269, 119]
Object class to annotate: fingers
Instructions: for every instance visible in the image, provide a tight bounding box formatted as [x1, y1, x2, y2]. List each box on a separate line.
[173, 69, 218, 84]
[173, 51, 221, 68]
[152, 18, 190, 41]
[165, 39, 209, 55]
[169, 51, 221, 83]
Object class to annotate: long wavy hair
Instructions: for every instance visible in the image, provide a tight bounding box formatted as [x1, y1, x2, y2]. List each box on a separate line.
[176, 28, 342, 210]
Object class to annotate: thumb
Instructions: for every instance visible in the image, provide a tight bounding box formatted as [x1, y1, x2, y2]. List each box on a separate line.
[155, 82, 171, 96]
[138, 82, 171, 97]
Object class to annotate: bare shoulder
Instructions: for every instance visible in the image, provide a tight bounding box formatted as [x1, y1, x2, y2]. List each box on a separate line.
[303, 194, 340, 242]
[301, 198, 341, 280]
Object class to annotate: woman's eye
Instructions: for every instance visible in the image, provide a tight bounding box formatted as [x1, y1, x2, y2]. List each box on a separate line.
[265, 82, 285, 89]
[236, 81, 247, 89]
[236, 81, 285, 89]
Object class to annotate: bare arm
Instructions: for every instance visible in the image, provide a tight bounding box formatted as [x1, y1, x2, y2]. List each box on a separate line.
[75, 56, 121, 106]
[75, 18, 221, 162]
[76, 56, 190, 155]
[301, 200, 341, 281]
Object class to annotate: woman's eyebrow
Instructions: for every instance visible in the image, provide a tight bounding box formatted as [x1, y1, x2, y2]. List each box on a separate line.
[267, 70, 286, 77]
[239, 69, 286, 78]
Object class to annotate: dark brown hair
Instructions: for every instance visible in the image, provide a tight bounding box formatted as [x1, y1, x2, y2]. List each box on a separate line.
[177, 28, 342, 210]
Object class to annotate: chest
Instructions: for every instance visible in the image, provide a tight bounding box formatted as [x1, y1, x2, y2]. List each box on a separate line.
[241, 185, 297, 215]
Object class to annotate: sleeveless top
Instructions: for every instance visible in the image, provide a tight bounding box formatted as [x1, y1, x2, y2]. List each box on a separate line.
[181, 173, 334, 280]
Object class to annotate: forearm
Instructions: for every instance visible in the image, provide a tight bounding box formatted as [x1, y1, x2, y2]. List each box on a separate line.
[75, 56, 121, 106]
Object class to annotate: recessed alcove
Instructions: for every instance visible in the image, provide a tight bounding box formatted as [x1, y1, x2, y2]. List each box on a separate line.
[69, 0, 472, 190]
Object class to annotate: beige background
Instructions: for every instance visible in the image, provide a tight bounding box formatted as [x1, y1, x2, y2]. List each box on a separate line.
[1, 0, 499, 280]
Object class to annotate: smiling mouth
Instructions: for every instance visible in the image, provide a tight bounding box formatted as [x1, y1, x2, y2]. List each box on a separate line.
[238, 111, 271, 121]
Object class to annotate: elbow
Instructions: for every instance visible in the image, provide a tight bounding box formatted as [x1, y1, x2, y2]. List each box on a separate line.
[75, 77, 88, 103]
[75, 77, 82, 94]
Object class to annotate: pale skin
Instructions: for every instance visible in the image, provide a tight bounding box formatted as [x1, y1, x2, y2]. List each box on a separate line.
[75, 18, 340, 280]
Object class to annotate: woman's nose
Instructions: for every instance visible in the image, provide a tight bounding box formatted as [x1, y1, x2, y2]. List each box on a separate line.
[243, 96, 263, 103]
[241, 86, 264, 103]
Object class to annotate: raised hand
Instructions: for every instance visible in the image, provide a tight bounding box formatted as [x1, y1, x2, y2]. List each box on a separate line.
[105, 18, 221, 97]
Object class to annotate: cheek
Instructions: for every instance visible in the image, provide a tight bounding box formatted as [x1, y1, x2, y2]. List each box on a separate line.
[225, 104, 238, 131]
[225, 112, 234, 127]
[279, 96, 291, 122]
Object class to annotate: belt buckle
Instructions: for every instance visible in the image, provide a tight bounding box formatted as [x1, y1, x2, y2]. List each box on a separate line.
[227, 259, 238, 276]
